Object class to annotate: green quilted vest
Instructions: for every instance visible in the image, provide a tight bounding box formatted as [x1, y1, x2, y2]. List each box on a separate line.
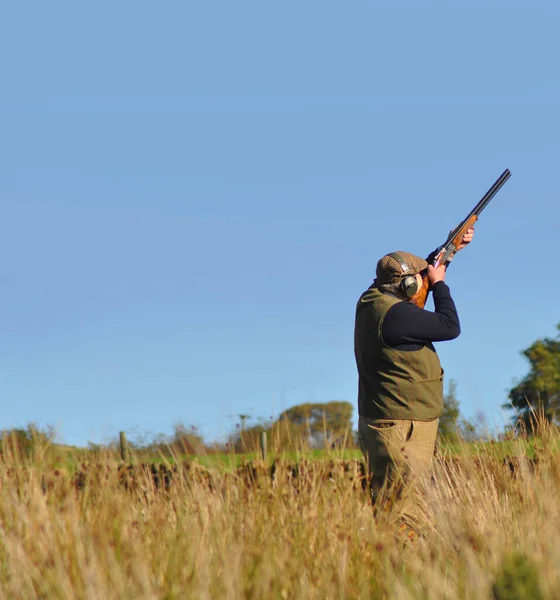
[354, 286, 444, 420]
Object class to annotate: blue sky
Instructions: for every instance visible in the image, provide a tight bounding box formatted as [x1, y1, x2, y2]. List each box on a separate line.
[1, 2, 558, 446]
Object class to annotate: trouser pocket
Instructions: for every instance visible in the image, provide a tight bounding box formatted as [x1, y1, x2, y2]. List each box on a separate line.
[367, 419, 398, 430]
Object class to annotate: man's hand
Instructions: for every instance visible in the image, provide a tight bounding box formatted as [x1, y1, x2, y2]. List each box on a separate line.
[456, 227, 475, 251]
[427, 264, 446, 285]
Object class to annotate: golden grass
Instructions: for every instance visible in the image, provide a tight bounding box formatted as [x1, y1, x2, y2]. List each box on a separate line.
[0, 423, 558, 599]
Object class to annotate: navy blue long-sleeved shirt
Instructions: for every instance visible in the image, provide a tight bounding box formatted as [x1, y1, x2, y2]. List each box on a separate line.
[382, 281, 460, 350]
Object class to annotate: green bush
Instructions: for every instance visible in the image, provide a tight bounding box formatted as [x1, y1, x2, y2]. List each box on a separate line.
[492, 552, 544, 600]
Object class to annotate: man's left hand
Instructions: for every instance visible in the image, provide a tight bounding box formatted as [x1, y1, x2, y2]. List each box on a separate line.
[456, 227, 475, 251]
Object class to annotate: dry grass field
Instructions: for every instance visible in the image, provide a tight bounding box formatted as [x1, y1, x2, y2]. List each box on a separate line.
[0, 422, 558, 599]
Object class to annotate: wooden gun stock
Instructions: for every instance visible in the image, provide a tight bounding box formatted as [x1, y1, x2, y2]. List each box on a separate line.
[410, 272, 430, 309]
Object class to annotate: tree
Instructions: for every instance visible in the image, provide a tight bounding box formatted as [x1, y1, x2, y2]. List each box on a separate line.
[226, 401, 355, 453]
[506, 324, 560, 429]
[277, 401, 354, 448]
[227, 420, 271, 454]
[169, 423, 206, 455]
[238, 414, 251, 432]
[237, 414, 252, 451]
[438, 379, 461, 443]
[0, 423, 55, 461]
[135, 423, 207, 457]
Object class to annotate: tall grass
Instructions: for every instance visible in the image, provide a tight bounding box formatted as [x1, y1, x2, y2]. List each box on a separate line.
[0, 420, 557, 599]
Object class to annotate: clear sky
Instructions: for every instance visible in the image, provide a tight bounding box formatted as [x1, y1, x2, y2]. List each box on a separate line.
[1, 1, 558, 446]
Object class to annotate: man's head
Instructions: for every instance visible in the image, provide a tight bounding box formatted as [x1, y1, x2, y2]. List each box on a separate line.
[375, 251, 428, 299]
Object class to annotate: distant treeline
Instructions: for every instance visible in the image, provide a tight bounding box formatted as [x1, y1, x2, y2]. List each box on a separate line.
[2, 324, 558, 457]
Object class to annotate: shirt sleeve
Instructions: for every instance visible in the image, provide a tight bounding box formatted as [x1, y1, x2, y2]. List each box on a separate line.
[382, 281, 461, 345]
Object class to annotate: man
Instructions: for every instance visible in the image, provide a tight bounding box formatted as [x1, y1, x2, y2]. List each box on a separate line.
[354, 229, 474, 529]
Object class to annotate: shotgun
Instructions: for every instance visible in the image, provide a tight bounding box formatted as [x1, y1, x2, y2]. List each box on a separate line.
[411, 168, 511, 309]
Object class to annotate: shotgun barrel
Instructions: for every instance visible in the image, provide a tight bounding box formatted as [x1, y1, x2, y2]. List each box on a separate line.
[444, 169, 511, 249]
[443, 169, 511, 249]
[411, 168, 511, 308]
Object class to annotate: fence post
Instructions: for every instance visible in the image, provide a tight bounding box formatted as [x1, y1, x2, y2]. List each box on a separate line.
[260, 431, 267, 463]
[119, 431, 128, 461]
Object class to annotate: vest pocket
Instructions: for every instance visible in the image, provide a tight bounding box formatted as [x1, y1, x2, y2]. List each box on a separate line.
[412, 370, 444, 407]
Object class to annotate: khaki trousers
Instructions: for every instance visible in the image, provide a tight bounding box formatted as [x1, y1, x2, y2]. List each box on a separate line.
[358, 416, 439, 526]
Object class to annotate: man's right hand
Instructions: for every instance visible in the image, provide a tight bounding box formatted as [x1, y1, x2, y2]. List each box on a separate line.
[427, 264, 446, 285]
